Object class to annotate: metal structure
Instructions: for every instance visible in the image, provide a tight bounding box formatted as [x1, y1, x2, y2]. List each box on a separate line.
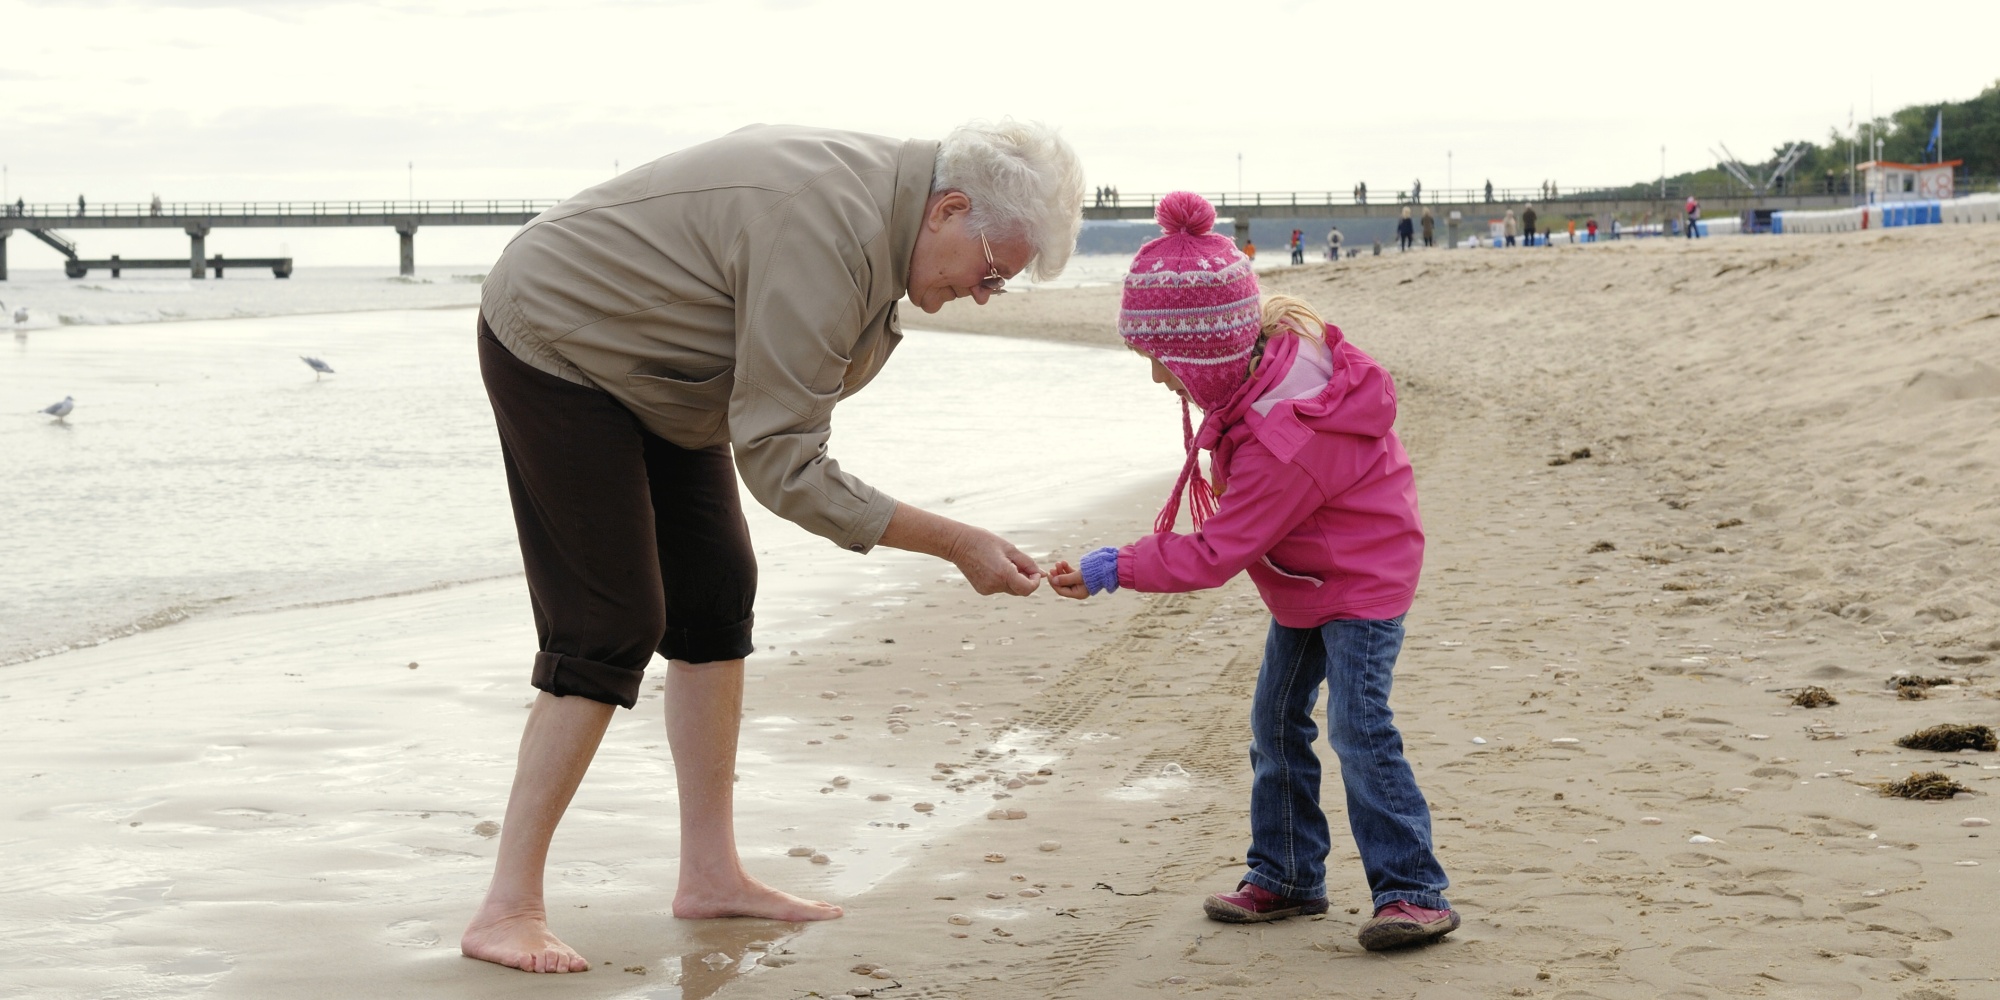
[0, 200, 552, 281]
[1082, 186, 1857, 245]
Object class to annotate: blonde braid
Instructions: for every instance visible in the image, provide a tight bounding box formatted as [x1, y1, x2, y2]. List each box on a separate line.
[1248, 294, 1327, 376]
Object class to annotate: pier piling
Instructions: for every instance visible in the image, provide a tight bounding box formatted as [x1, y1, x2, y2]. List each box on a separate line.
[395, 221, 417, 277]
[184, 223, 210, 280]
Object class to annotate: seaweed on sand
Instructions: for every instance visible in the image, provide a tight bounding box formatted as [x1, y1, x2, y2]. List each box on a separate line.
[1876, 771, 1970, 800]
[1894, 724, 1997, 753]
[1790, 686, 1838, 708]
[1889, 674, 1957, 689]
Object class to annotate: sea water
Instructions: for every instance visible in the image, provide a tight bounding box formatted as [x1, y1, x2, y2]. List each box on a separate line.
[1, 295, 1184, 666]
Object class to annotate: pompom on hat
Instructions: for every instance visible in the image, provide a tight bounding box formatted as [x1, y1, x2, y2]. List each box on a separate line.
[1119, 192, 1264, 534]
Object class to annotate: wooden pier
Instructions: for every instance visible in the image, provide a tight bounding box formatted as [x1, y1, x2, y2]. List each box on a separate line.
[0, 185, 1871, 280]
[0, 200, 551, 281]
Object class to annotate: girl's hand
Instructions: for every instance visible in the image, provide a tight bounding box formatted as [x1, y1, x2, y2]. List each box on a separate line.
[1047, 560, 1090, 600]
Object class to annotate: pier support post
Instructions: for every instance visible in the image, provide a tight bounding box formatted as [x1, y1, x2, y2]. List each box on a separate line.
[1233, 216, 1251, 250]
[185, 223, 210, 280]
[1, 230, 9, 281]
[395, 221, 418, 277]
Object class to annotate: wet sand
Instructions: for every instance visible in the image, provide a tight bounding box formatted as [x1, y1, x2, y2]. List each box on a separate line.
[4, 224, 1998, 999]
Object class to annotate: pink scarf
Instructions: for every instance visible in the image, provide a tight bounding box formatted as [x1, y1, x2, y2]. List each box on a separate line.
[1152, 333, 1302, 534]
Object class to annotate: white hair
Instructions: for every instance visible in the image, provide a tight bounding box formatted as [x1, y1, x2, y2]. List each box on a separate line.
[933, 118, 1085, 281]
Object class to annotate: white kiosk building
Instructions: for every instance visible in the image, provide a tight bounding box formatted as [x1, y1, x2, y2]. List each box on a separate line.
[1859, 159, 1960, 203]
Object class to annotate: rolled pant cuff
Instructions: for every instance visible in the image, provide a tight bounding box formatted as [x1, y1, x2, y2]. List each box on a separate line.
[1242, 870, 1326, 901]
[661, 614, 755, 665]
[532, 651, 644, 709]
[1374, 890, 1451, 912]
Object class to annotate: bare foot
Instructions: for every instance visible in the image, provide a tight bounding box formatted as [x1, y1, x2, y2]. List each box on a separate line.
[673, 871, 844, 921]
[461, 903, 590, 973]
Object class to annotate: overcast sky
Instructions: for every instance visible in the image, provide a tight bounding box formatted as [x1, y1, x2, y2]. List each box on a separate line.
[4, 0, 1996, 266]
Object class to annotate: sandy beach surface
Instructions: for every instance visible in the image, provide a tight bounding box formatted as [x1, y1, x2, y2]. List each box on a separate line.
[5, 224, 1998, 1000]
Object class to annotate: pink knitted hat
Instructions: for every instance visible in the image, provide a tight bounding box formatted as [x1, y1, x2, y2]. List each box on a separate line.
[1120, 192, 1263, 534]
[1119, 192, 1261, 413]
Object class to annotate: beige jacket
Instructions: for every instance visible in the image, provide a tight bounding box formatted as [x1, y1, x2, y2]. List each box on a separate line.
[482, 126, 939, 553]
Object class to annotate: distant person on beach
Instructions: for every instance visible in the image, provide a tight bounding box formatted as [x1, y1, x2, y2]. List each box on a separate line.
[1586, 218, 1598, 242]
[1420, 207, 1434, 248]
[1396, 208, 1414, 252]
[1685, 196, 1701, 238]
[1244, 237, 1257, 259]
[463, 120, 1084, 975]
[1521, 205, 1537, 246]
[1504, 209, 1518, 247]
[1049, 192, 1457, 952]
[1326, 224, 1342, 261]
[1290, 228, 1304, 265]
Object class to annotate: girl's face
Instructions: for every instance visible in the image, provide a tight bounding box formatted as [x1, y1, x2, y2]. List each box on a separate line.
[1138, 349, 1189, 402]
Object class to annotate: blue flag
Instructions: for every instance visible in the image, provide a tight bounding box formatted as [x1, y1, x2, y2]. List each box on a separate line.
[1925, 110, 1942, 161]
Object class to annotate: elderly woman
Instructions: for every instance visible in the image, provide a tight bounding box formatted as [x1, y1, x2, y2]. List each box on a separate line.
[461, 121, 1085, 973]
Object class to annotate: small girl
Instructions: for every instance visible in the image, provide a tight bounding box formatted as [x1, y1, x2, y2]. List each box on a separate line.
[1051, 192, 1457, 951]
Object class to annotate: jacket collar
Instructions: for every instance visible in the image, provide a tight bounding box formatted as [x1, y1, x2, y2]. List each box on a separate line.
[889, 139, 941, 298]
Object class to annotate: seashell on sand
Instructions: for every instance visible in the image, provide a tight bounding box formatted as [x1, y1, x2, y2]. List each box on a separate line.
[787, 846, 815, 857]
[1038, 840, 1061, 852]
[947, 913, 972, 925]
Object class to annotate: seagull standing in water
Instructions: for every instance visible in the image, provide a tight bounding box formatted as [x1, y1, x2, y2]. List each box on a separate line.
[300, 356, 336, 380]
[41, 395, 74, 422]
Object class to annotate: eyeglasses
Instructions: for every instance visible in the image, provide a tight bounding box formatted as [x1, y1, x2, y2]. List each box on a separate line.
[978, 233, 1009, 294]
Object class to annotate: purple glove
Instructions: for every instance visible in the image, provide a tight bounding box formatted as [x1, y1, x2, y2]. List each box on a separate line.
[1081, 546, 1120, 595]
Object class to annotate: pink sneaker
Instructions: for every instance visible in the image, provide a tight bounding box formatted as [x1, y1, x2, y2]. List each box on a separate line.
[1357, 900, 1460, 951]
[1202, 881, 1329, 923]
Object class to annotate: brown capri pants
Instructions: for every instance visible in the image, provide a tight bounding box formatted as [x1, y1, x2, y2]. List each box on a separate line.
[478, 317, 756, 709]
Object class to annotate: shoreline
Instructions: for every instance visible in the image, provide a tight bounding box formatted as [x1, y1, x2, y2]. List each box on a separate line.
[4, 225, 1998, 999]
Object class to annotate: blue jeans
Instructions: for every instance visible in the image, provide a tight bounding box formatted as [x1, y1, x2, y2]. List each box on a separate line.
[1241, 616, 1451, 911]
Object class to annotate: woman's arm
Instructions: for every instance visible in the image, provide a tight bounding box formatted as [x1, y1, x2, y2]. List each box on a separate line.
[877, 502, 1043, 596]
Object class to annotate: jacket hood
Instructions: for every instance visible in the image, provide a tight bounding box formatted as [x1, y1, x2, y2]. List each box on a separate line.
[1240, 324, 1398, 465]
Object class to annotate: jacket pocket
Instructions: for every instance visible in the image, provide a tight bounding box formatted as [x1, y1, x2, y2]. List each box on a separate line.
[624, 365, 733, 446]
[1259, 555, 1324, 587]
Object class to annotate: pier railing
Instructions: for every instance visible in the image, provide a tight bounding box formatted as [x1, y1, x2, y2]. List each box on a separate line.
[1, 199, 558, 219]
[1085, 178, 2000, 210]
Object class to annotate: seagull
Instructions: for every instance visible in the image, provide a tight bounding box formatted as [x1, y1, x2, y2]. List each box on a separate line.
[41, 395, 74, 421]
[300, 356, 336, 380]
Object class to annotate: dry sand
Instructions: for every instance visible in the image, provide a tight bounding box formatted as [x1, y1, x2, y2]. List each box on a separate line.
[4, 225, 1997, 1000]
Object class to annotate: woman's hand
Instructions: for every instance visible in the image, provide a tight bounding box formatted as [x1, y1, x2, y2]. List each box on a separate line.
[877, 503, 1041, 596]
[949, 529, 1044, 596]
[1047, 560, 1090, 600]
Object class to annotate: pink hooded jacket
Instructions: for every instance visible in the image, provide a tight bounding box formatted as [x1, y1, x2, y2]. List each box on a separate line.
[1116, 325, 1423, 626]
